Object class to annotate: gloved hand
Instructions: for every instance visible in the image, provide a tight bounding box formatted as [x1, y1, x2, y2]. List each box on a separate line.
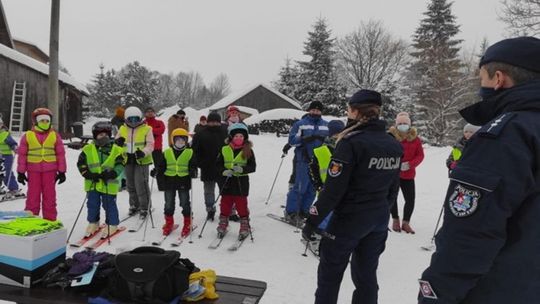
[56, 172, 66, 184]
[302, 222, 317, 242]
[135, 149, 146, 160]
[401, 161, 410, 171]
[232, 165, 243, 174]
[222, 169, 233, 177]
[150, 168, 157, 177]
[17, 172, 27, 185]
[100, 170, 117, 180]
[449, 161, 458, 170]
[282, 143, 291, 155]
[82, 171, 101, 182]
[114, 137, 126, 147]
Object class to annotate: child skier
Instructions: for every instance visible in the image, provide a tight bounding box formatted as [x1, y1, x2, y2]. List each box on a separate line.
[0, 118, 24, 199]
[446, 123, 481, 172]
[216, 123, 256, 240]
[77, 121, 124, 238]
[17, 108, 67, 221]
[152, 128, 196, 237]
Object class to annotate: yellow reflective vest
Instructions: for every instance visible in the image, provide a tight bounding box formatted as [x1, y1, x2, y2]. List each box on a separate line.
[221, 145, 247, 176]
[163, 148, 193, 177]
[313, 145, 332, 183]
[119, 125, 153, 165]
[0, 130, 13, 155]
[26, 131, 57, 163]
[82, 143, 124, 195]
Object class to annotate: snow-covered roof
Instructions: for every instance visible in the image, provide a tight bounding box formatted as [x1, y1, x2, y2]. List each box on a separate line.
[0, 42, 89, 95]
[235, 105, 259, 115]
[209, 83, 301, 111]
[243, 108, 307, 125]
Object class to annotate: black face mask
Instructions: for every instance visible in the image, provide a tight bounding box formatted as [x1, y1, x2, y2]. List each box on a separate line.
[95, 137, 110, 147]
[478, 86, 505, 100]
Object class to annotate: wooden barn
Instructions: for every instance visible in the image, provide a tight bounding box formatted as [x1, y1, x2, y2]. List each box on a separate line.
[0, 1, 88, 135]
[208, 83, 301, 119]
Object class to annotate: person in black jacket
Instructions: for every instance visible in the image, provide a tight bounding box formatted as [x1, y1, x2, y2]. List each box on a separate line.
[152, 128, 197, 238]
[302, 89, 402, 304]
[191, 112, 228, 221]
[215, 123, 256, 240]
[418, 37, 540, 304]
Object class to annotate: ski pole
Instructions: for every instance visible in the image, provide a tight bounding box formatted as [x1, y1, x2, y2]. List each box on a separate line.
[66, 180, 95, 244]
[198, 176, 230, 238]
[142, 175, 156, 242]
[264, 154, 286, 205]
[429, 203, 445, 244]
[189, 187, 194, 244]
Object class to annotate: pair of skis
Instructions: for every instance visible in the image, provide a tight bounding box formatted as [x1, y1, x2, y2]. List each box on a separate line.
[208, 231, 249, 251]
[69, 224, 126, 250]
[151, 224, 199, 247]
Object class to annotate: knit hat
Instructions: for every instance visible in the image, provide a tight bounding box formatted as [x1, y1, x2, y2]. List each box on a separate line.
[463, 123, 481, 134]
[144, 106, 155, 113]
[207, 112, 221, 123]
[115, 106, 125, 118]
[200, 115, 207, 122]
[395, 112, 411, 125]
[328, 120, 345, 137]
[227, 105, 239, 114]
[307, 101, 324, 112]
[177, 109, 186, 115]
[479, 37, 540, 73]
[348, 89, 382, 106]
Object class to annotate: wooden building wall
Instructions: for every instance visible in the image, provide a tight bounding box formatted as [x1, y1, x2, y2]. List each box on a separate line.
[0, 55, 83, 134]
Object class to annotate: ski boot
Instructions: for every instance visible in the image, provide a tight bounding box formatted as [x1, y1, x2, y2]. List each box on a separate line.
[139, 209, 148, 220]
[402, 221, 415, 234]
[162, 215, 174, 236]
[217, 215, 229, 238]
[128, 207, 139, 216]
[101, 225, 118, 239]
[206, 206, 216, 221]
[8, 189, 25, 198]
[85, 222, 100, 238]
[181, 216, 192, 238]
[238, 217, 250, 240]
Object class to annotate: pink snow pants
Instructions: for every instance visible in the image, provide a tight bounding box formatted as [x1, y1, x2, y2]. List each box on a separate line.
[25, 171, 57, 221]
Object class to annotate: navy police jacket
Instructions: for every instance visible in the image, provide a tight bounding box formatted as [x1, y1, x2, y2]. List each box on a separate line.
[307, 120, 402, 229]
[419, 80, 540, 304]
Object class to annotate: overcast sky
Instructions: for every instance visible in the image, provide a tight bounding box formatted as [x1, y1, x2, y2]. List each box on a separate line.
[3, 0, 506, 91]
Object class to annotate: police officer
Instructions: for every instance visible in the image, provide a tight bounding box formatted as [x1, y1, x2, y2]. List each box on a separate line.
[302, 89, 402, 304]
[418, 37, 540, 303]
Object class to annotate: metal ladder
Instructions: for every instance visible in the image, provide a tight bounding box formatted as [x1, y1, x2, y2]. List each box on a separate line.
[9, 81, 26, 134]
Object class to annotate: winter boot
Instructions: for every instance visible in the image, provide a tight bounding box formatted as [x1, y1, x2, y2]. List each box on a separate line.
[206, 206, 216, 221]
[162, 215, 174, 236]
[128, 207, 139, 216]
[239, 217, 250, 240]
[392, 218, 401, 232]
[217, 215, 229, 238]
[101, 225, 118, 239]
[8, 189, 25, 198]
[181, 216, 192, 238]
[402, 221, 415, 234]
[85, 222, 99, 238]
[139, 209, 148, 220]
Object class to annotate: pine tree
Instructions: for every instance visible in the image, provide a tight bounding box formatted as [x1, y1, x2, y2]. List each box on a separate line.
[408, 0, 465, 146]
[117, 61, 160, 110]
[274, 57, 299, 98]
[86, 64, 121, 117]
[295, 18, 346, 115]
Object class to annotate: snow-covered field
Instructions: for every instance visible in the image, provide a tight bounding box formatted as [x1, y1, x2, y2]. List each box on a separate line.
[0, 127, 451, 303]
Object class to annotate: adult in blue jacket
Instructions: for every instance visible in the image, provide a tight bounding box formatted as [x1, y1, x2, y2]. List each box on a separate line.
[418, 37, 540, 303]
[285, 101, 328, 222]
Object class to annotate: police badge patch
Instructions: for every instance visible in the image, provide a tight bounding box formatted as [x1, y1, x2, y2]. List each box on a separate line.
[448, 184, 480, 217]
[328, 160, 343, 177]
[418, 280, 438, 299]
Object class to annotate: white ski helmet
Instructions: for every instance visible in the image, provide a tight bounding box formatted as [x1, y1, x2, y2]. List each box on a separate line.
[124, 106, 143, 127]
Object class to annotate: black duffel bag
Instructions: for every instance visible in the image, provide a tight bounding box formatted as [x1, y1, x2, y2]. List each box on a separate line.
[106, 246, 194, 303]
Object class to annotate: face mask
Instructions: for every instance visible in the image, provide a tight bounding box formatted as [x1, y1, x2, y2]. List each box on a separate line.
[174, 139, 186, 150]
[95, 136, 110, 147]
[229, 116, 239, 123]
[232, 137, 244, 146]
[37, 121, 51, 131]
[478, 86, 505, 100]
[397, 124, 410, 133]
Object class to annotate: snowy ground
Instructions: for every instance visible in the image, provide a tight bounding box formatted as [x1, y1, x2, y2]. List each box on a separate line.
[0, 131, 451, 304]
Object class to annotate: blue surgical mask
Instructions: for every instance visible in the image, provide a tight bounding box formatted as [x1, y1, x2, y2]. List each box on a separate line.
[397, 124, 410, 133]
[478, 86, 505, 100]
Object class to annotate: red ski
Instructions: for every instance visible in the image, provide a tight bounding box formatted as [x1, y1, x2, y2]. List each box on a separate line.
[85, 226, 126, 250]
[69, 224, 106, 248]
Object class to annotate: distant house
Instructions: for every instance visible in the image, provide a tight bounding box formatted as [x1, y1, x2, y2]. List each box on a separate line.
[0, 1, 88, 134]
[208, 84, 302, 120]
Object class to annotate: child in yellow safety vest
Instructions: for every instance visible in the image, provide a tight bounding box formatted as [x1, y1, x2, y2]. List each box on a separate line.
[216, 123, 256, 240]
[77, 121, 124, 238]
[0, 117, 23, 198]
[16, 108, 67, 221]
[308, 120, 345, 231]
[445, 123, 481, 172]
[152, 128, 197, 237]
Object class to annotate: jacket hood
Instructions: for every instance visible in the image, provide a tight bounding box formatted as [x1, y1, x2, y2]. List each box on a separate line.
[460, 80, 540, 125]
[388, 126, 418, 141]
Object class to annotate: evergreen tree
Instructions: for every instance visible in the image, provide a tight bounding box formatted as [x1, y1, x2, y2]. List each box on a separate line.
[86, 64, 121, 117]
[274, 57, 299, 99]
[295, 18, 346, 115]
[117, 61, 160, 110]
[408, 0, 465, 145]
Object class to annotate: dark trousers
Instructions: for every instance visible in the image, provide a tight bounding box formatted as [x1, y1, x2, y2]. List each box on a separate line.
[390, 178, 415, 222]
[315, 207, 389, 304]
[164, 189, 190, 217]
[86, 191, 119, 225]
